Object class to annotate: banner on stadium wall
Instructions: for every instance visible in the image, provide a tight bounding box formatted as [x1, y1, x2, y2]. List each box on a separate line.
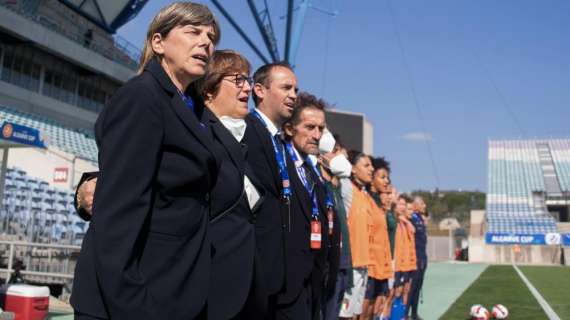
[563, 234, 570, 246]
[53, 167, 69, 183]
[485, 233, 562, 245]
[0, 122, 47, 148]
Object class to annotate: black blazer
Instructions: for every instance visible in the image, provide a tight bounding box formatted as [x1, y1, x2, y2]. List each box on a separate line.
[71, 58, 222, 320]
[277, 149, 329, 306]
[202, 109, 266, 320]
[318, 178, 342, 301]
[311, 168, 340, 318]
[242, 113, 287, 296]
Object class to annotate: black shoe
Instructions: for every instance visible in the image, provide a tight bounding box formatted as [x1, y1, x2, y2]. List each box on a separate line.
[411, 315, 424, 320]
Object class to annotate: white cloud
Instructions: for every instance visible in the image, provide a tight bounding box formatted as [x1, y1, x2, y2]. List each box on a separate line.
[401, 132, 433, 142]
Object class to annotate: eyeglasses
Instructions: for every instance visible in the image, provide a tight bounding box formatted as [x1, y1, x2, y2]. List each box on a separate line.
[223, 74, 253, 88]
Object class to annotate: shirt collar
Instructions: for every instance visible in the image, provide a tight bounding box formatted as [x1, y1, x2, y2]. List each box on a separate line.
[255, 108, 279, 136]
[290, 144, 305, 168]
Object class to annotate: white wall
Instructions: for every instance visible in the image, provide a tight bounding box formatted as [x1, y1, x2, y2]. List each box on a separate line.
[7, 146, 97, 191]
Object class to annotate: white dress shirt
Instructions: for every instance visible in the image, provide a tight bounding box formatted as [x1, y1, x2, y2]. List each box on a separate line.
[219, 116, 260, 210]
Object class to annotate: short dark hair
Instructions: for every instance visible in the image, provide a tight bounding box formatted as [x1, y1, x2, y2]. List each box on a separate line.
[285, 91, 327, 127]
[372, 157, 391, 174]
[332, 133, 344, 150]
[398, 194, 412, 203]
[347, 150, 369, 166]
[252, 61, 293, 104]
[195, 50, 250, 100]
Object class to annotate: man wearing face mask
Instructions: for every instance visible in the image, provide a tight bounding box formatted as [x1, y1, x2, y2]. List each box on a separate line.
[279, 92, 331, 319]
[316, 132, 354, 320]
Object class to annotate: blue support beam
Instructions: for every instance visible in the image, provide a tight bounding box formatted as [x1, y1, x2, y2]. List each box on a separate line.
[247, 0, 280, 62]
[284, 0, 294, 65]
[211, 0, 270, 64]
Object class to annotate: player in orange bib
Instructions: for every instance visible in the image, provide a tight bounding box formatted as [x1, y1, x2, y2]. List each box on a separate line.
[361, 158, 394, 320]
[339, 151, 374, 319]
[363, 195, 393, 320]
[382, 194, 416, 319]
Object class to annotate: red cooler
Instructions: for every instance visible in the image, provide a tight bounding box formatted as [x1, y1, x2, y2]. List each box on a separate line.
[4, 284, 49, 320]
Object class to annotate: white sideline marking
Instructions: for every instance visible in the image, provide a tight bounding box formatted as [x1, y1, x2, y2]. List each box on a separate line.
[512, 264, 561, 320]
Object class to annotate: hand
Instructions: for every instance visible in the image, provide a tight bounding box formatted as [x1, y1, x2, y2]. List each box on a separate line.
[77, 178, 97, 215]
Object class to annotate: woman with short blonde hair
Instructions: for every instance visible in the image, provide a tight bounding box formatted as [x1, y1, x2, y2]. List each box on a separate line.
[71, 3, 223, 319]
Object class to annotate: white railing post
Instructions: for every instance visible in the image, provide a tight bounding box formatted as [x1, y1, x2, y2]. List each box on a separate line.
[6, 242, 14, 284]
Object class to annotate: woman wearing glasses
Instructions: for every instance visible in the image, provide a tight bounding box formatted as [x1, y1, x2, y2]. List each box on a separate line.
[197, 50, 265, 319]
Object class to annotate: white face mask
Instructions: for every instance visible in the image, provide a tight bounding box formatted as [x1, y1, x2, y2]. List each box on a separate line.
[219, 116, 247, 142]
[329, 154, 352, 178]
[318, 128, 336, 154]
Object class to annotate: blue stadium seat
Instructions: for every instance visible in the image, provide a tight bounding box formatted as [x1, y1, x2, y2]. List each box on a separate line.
[486, 140, 559, 235]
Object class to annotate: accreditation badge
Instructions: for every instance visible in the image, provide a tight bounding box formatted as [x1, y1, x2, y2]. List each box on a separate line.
[310, 220, 322, 249]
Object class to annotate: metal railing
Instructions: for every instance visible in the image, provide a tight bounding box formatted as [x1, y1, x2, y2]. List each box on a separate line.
[0, 240, 81, 284]
[0, 1, 140, 70]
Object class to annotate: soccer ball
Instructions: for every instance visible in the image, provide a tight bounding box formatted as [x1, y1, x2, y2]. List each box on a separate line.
[470, 305, 490, 320]
[469, 304, 483, 317]
[470, 305, 483, 317]
[492, 304, 509, 319]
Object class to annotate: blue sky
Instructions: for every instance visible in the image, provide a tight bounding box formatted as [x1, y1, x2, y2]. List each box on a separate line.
[117, 0, 570, 192]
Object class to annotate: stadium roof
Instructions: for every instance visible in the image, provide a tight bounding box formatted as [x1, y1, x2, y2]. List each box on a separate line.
[59, 0, 148, 33]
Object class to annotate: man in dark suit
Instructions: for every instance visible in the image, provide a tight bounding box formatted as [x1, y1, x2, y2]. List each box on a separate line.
[277, 92, 334, 319]
[243, 62, 298, 316]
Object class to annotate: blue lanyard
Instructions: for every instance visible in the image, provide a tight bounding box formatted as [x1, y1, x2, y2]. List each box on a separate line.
[178, 90, 208, 129]
[177, 90, 195, 112]
[284, 142, 320, 220]
[250, 110, 292, 200]
[306, 156, 335, 209]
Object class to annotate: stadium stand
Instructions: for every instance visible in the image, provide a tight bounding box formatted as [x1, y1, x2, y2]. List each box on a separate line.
[0, 104, 96, 246]
[1, 166, 88, 246]
[486, 140, 564, 235]
[0, 105, 98, 163]
[550, 139, 570, 192]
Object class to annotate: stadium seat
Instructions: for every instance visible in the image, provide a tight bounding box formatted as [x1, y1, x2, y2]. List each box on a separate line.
[486, 140, 560, 235]
[1, 165, 90, 244]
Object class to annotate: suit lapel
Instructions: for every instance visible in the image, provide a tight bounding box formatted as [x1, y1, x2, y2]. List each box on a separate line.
[145, 58, 217, 159]
[286, 152, 312, 222]
[203, 109, 245, 174]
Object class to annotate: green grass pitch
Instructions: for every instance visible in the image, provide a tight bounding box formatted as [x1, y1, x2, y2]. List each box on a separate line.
[440, 265, 552, 319]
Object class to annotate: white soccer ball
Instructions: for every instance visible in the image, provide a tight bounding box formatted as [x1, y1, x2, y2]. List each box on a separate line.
[471, 305, 490, 320]
[492, 304, 509, 319]
[470, 304, 483, 317]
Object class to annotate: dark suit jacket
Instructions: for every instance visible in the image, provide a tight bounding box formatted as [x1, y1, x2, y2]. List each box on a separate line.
[277, 148, 329, 306]
[319, 179, 342, 300]
[243, 113, 287, 296]
[70, 58, 222, 320]
[202, 109, 266, 320]
[311, 169, 341, 318]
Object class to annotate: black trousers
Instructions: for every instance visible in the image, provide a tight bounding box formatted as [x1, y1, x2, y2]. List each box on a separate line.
[274, 283, 312, 320]
[407, 261, 427, 317]
[74, 311, 107, 320]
